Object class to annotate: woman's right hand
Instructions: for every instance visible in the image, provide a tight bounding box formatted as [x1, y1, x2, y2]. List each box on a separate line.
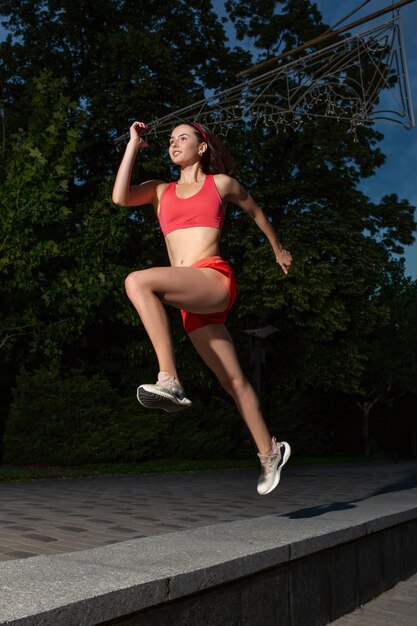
[129, 121, 149, 148]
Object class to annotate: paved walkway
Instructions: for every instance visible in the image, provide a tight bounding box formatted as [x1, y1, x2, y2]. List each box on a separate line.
[1, 460, 416, 623]
[330, 573, 417, 625]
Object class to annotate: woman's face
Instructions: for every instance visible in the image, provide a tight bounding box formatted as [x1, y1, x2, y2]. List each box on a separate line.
[168, 125, 203, 165]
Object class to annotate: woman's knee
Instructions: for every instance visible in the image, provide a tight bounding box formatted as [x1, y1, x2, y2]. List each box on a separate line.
[125, 271, 138, 296]
[125, 269, 152, 297]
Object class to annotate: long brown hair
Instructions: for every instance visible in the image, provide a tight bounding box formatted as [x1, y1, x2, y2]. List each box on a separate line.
[188, 123, 234, 175]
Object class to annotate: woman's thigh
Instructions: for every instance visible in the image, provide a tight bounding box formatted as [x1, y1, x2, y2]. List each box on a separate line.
[129, 266, 230, 314]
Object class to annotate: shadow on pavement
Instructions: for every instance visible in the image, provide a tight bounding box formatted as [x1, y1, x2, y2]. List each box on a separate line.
[282, 464, 417, 520]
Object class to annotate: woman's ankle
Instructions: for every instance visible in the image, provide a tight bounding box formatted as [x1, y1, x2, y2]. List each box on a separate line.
[258, 437, 279, 457]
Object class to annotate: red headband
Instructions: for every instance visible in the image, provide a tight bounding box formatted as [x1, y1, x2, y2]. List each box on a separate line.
[190, 122, 207, 141]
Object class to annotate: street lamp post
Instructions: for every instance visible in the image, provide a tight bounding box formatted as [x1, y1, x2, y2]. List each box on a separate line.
[243, 325, 279, 404]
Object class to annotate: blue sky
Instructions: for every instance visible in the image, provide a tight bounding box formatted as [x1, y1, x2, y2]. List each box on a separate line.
[1, 1, 416, 276]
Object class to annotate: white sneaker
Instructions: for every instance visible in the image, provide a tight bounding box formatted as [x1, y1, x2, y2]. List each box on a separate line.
[257, 438, 291, 495]
[137, 372, 192, 413]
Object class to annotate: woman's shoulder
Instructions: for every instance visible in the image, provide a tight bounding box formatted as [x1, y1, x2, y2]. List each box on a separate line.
[212, 174, 241, 197]
[212, 173, 234, 183]
[137, 178, 168, 192]
[150, 179, 171, 201]
[212, 173, 237, 188]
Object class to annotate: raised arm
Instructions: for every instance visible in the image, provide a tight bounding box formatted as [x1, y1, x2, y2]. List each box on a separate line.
[216, 174, 292, 275]
[112, 121, 163, 207]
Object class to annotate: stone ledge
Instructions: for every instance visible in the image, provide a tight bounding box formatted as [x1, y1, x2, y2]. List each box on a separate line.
[0, 488, 416, 626]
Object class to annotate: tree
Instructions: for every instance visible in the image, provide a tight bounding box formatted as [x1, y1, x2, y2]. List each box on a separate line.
[1, 74, 82, 362]
[225, 0, 326, 57]
[0, 0, 249, 186]
[0, 72, 137, 368]
[351, 276, 417, 454]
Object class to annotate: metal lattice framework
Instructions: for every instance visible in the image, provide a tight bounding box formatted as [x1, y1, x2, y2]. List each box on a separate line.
[114, 14, 414, 148]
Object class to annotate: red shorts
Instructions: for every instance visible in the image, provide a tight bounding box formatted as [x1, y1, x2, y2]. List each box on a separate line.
[180, 256, 237, 334]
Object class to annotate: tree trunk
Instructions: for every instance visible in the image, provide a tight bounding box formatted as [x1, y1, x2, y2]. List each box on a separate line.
[361, 403, 371, 456]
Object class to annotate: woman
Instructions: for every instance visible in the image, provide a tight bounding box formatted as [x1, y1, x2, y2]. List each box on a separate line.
[112, 120, 292, 495]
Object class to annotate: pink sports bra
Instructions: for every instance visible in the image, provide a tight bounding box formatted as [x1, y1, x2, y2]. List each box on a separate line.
[158, 174, 224, 236]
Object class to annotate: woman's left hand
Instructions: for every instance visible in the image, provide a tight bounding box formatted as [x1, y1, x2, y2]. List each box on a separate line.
[276, 248, 292, 275]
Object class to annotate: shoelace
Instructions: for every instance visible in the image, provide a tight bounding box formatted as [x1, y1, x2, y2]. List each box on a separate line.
[156, 377, 182, 394]
[258, 448, 281, 474]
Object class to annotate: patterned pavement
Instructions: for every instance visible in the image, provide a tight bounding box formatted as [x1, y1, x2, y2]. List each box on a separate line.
[330, 574, 417, 626]
[1, 460, 416, 625]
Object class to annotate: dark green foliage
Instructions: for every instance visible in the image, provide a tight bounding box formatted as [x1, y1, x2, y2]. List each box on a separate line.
[225, 0, 325, 56]
[0, 73, 136, 368]
[169, 396, 250, 459]
[3, 369, 246, 465]
[3, 368, 158, 464]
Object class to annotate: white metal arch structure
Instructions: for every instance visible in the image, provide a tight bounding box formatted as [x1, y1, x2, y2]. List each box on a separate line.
[114, 13, 414, 148]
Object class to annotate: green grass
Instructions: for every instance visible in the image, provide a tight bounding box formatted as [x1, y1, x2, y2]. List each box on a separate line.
[0, 455, 390, 482]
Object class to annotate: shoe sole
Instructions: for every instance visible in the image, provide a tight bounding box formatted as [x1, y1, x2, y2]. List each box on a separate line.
[137, 386, 192, 413]
[258, 441, 291, 495]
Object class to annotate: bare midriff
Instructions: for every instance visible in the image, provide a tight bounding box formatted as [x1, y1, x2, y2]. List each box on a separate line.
[164, 226, 221, 267]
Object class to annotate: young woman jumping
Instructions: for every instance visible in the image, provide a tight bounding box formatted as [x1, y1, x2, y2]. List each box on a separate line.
[112, 120, 292, 495]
